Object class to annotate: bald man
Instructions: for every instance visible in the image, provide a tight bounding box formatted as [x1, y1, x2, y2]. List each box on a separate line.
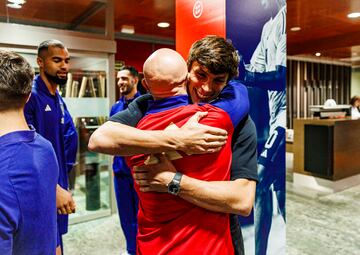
[125, 48, 249, 254]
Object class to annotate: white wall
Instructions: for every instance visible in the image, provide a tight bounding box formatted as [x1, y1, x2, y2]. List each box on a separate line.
[351, 67, 360, 97]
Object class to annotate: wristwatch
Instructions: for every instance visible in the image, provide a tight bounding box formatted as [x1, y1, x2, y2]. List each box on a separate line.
[167, 172, 183, 195]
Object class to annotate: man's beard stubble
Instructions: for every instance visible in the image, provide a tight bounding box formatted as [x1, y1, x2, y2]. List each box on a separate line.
[44, 71, 67, 85]
[121, 83, 135, 95]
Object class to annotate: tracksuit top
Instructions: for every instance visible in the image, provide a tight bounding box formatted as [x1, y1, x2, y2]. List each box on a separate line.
[110, 92, 141, 175]
[24, 75, 77, 235]
[0, 130, 59, 254]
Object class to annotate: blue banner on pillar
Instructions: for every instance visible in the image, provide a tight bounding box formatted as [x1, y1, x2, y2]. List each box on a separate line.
[226, 0, 286, 254]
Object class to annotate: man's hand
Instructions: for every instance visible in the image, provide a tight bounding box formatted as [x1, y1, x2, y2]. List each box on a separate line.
[56, 185, 76, 215]
[133, 154, 176, 193]
[174, 112, 228, 154]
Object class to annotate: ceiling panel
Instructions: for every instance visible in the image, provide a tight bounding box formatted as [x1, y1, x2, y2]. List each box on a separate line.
[0, 0, 175, 38]
[287, 0, 360, 65]
[0, 0, 95, 26]
[1, 0, 360, 65]
[82, 0, 175, 38]
[113, 0, 175, 37]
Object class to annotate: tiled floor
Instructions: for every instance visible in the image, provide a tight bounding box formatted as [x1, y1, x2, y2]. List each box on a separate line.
[63, 214, 124, 255]
[286, 153, 360, 255]
[286, 185, 360, 255]
[63, 153, 360, 254]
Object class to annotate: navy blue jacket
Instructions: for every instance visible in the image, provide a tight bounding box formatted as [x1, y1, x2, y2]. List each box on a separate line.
[110, 92, 140, 175]
[0, 130, 58, 254]
[24, 75, 77, 235]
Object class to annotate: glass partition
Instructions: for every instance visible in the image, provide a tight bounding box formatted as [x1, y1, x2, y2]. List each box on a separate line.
[63, 55, 112, 223]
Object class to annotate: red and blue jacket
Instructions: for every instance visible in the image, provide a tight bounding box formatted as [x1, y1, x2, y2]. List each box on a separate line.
[127, 81, 249, 255]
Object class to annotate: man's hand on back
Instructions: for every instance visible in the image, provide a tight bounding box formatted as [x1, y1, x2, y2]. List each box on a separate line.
[172, 112, 228, 155]
[133, 154, 176, 193]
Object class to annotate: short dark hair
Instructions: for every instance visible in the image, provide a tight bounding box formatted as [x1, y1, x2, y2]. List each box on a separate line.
[187, 35, 240, 81]
[119, 65, 139, 78]
[350, 95, 360, 107]
[37, 39, 66, 58]
[0, 50, 34, 111]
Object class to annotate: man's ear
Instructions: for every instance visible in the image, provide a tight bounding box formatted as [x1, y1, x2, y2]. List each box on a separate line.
[141, 78, 149, 92]
[184, 73, 190, 87]
[133, 77, 139, 86]
[37, 57, 43, 68]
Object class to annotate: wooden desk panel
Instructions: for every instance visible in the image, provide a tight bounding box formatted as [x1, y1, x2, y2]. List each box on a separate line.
[293, 118, 360, 181]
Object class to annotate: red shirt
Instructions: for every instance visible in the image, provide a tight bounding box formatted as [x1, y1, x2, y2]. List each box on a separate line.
[127, 96, 238, 255]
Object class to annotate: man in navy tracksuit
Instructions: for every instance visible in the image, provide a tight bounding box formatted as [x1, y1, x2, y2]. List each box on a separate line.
[0, 50, 59, 255]
[24, 40, 77, 255]
[110, 66, 140, 255]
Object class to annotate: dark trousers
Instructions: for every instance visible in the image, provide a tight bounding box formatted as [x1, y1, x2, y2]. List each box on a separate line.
[114, 173, 139, 255]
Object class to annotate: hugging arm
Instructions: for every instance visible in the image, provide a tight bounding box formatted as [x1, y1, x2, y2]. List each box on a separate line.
[134, 153, 255, 216]
[88, 95, 228, 156]
[134, 116, 258, 216]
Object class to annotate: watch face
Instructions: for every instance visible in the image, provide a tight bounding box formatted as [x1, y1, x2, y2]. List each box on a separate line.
[168, 183, 180, 195]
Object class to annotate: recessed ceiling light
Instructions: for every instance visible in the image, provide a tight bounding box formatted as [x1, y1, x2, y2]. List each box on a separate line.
[157, 22, 170, 28]
[347, 12, 360, 18]
[6, 3, 22, 8]
[121, 25, 135, 34]
[315, 52, 321, 57]
[8, 0, 25, 4]
[290, 27, 301, 32]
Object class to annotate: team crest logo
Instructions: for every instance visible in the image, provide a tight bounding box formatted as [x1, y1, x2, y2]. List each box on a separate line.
[193, 0, 203, 19]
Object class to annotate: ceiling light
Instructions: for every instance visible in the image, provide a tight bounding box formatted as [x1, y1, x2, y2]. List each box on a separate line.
[7, 0, 25, 4]
[290, 27, 301, 32]
[6, 3, 22, 8]
[121, 25, 135, 34]
[347, 12, 360, 18]
[157, 22, 170, 28]
[315, 52, 321, 57]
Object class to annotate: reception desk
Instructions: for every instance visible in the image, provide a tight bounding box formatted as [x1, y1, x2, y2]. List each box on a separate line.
[293, 118, 360, 181]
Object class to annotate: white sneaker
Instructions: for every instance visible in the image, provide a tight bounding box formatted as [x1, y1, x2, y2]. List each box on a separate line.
[120, 251, 130, 255]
